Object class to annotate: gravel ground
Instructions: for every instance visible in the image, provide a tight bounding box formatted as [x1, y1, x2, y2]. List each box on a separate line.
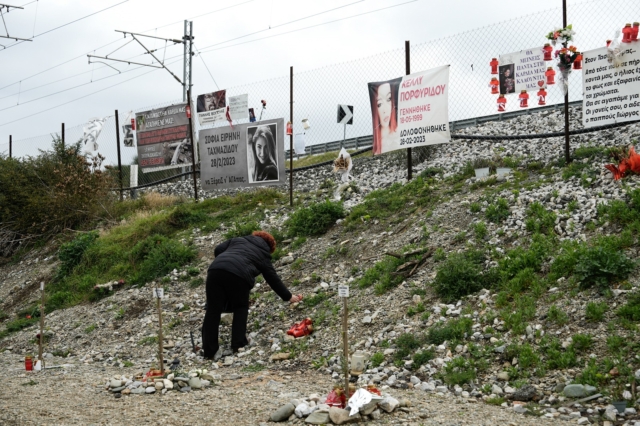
[0, 352, 565, 426]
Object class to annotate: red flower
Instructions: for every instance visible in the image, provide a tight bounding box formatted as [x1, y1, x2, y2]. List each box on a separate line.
[619, 159, 630, 174]
[627, 147, 640, 173]
[26, 315, 31, 319]
[605, 164, 624, 180]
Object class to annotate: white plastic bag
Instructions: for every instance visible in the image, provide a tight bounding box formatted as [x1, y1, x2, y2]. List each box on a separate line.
[607, 30, 624, 68]
[346, 388, 373, 416]
[333, 148, 353, 183]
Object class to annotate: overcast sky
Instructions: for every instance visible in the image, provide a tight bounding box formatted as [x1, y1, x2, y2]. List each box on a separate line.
[0, 0, 624, 159]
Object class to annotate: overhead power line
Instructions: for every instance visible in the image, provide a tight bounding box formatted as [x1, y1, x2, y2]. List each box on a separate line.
[0, 62, 152, 111]
[146, 0, 258, 33]
[1, 0, 418, 126]
[0, 0, 361, 95]
[194, 44, 219, 90]
[1, 0, 130, 51]
[197, 0, 419, 55]
[196, 0, 364, 50]
[0, 0, 255, 92]
[0, 57, 182, 128]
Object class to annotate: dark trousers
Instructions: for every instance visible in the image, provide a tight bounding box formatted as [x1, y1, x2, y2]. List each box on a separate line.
[201, 269, 251, 358]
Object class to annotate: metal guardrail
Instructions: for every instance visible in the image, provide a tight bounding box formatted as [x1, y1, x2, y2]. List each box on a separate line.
[285, 100, 583, 156]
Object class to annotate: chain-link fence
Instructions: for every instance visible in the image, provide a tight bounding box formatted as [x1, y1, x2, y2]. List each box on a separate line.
[3, 0, 639, 190]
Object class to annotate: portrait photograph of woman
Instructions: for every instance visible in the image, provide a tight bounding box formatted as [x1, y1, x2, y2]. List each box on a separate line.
[247, 124, 279, 183]
[499, 64, 515, 94]
[368, 77, 401, 155]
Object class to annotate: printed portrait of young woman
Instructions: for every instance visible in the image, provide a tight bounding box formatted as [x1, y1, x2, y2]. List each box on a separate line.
[247, 124, 279, 183]
[368, 77, 401, 155]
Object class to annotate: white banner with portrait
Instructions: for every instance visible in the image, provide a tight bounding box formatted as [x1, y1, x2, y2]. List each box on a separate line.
[199, 118, 286, 190]
[367, 65, 450, 155]
[196, 89, 226, 125]
[498, 47, 547, 95]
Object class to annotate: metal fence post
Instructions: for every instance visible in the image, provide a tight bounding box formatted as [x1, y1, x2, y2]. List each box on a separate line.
[562, 0, 572, 164]
[405, 40, 412, 181]
[289, 66, 294, 207]
[186, 90, 199, 202]
[115, 110, 124, 201]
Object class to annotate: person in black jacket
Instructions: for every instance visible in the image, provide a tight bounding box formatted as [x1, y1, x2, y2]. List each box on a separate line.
[201, 230, 302, 359]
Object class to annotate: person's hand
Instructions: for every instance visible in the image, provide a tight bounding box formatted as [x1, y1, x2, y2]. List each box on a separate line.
[289, 294, 303, 304]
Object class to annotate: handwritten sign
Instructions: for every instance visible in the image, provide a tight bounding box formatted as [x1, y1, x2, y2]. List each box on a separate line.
[338, 285, 349, 298]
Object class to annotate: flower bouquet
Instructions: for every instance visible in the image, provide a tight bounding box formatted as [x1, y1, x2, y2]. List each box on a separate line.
[555, 46, 580, 94]
[546, 25, 575, 46]
[555, 46, 579, 72]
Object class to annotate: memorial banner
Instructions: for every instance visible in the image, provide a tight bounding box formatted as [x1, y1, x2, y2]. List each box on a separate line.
[135, 103, 194, 172]
[122, 111, 135, 147]
[498, 47, 547, 94]
[199, 118, 286, 190]
[197, 89, 226, 125]
[368, 65, 450, 155]
[229, 94, 249, 121]
[582, 46, 640, 127]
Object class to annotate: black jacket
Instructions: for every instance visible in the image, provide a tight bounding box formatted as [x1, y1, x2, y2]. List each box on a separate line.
[209, 235, 292, 301]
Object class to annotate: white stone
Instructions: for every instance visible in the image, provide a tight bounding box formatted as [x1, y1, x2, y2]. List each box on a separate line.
[379, 396, 399, 413]
[295, 402, 312, 418]
[419, 382, 435, 392]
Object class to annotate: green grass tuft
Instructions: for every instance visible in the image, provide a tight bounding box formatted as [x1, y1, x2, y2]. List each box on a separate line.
[286, 200, 345, 237]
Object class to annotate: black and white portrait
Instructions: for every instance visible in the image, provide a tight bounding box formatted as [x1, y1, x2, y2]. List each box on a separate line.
[247, 124, 278, 183]
[197, 90, 226, 113]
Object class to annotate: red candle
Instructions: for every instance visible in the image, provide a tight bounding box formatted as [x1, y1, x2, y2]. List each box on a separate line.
[545, 67, 556, 85]
[25, 355, 33, 371]
[573, 53, 583, 70]
[632, 22, 639, 42]
[490, 58, 499, 75]
[622, 23, 632, 43]
[518, 90, 529, 108]
[489, 77, 499, 94]
[537, 88, 547, 106]
[543, 44, 553, 61]
[497, 94, 507, 112]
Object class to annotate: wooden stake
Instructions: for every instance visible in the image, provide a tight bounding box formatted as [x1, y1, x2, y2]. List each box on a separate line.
[342, 294, 349, 397]
[156, 290, 165, 375]
[38, 282, 45, 369]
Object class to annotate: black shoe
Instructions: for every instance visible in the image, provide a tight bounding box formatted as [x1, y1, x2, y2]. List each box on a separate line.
[199, 350, 214, 360]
